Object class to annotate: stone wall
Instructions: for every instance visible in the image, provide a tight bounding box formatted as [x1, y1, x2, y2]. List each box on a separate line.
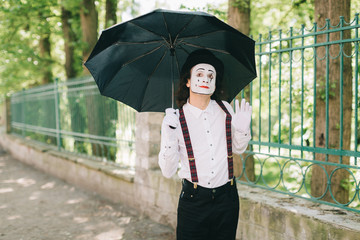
[1, 109, 359, 239]
[133, 112, 180, 227]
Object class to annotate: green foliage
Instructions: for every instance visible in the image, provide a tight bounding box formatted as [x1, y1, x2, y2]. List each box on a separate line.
[340, 178, 350, 191]
[0, 0, 139, 96]
[250, 0, 314, 38]
[230, 0, 251, 10]
[179, 3, 228, 22]
[0, 0, 61, 94]
[2, 0, 360, 97]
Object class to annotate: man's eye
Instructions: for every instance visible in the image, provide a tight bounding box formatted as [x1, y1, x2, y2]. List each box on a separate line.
[196, 73, 203, 77]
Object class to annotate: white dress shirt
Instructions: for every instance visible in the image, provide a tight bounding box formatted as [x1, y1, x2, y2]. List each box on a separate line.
[158, 99, 251, 188]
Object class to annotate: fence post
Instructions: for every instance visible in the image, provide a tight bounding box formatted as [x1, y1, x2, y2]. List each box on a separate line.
[5, 96, 11, 134]
[21, 89, 25, 137]
[54, 78, 61, 150]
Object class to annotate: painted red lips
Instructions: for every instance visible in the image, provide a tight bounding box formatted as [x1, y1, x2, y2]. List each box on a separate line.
[199, 86, 209, 89]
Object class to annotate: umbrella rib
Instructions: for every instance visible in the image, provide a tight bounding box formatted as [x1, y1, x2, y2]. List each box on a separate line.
[181, 41, 231, 55]
[162, 12, 174, 48]
[130, 22, 170, 46]
[122, 43, 166, 67]
[162, 13, 197, 49]
[178, 29, 227, 41]
[172, 15, 197, 47]
[102, 44, 167, 97]
[139, 49, 168, 110]
[115, 40, 165, 45]
[146, 48, 167, 82]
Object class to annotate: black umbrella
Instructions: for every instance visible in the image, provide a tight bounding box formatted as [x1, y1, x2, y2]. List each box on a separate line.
[84, 9, 256, 112]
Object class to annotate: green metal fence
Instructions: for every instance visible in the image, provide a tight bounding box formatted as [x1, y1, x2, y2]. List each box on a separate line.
[10, 77, 136, 168]
[8, 14, 360, 213]
[239, 14, 360, 213]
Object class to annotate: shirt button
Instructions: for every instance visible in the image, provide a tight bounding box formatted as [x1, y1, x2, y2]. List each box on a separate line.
[210, 144, 212, 147]
[212, 171, 214, 174]
[212, 158, 214, 160]
[208, 182, 210, 185]
[204, 118, 207, 120]
[207, 130, 210, 133]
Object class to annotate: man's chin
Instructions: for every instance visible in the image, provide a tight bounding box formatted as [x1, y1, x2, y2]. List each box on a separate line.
[191, 90, 214, 96]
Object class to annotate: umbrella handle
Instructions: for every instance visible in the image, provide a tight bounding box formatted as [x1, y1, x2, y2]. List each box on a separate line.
[171, 52, 175, 109]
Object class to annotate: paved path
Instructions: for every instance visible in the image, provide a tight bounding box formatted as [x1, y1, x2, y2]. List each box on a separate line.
[0, 146, 175, 240]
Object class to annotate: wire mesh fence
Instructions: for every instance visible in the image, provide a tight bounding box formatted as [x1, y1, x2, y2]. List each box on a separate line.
[10, 77, 136, 168]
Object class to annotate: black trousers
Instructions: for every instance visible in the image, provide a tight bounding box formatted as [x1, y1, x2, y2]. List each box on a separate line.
[176, 179, 239, 240]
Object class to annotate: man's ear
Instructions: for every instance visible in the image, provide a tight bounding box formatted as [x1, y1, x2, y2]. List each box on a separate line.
[186, 78, 190, 88]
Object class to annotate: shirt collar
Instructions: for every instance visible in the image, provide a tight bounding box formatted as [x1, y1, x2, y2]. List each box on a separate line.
[185, 99, 215, 119]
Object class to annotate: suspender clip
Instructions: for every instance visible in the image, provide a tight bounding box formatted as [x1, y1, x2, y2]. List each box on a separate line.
[193, 183, 197, 189]
[231, 179, 234, 186]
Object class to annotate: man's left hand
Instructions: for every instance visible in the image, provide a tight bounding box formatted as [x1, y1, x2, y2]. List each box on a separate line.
[233, 99, 252, 133]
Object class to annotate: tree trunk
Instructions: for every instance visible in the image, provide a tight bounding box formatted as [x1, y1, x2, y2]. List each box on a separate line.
[80, 0, 106, 157]
[228, 0, 255, 181]
[103, 0, 119, 160]
[228, 0, 250, 35]
[80, 0, 98, 69]
[61, 7, 78, 79]
[62, 5, 87, 153]
[105, 0, 118, 28]
[38, 12, 56, 144]
[311, 0, 352, 204]
[39, 36, 52, 84]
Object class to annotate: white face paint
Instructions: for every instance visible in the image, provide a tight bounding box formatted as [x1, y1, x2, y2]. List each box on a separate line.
[188, 63, 216, 95]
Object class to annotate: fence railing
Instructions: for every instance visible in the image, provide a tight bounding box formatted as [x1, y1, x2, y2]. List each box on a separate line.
[10, 77, 136, 168]
[8, 14, 360, 213]
[238, 14, 360, 213]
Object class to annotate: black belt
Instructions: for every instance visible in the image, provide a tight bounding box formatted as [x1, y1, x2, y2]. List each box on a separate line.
[182, 178, 236, 195]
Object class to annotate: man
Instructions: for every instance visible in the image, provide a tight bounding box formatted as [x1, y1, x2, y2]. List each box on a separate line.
[158, 49, 252, 240]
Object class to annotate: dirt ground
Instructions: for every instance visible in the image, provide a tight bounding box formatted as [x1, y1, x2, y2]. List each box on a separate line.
[0, 146, 176, 240]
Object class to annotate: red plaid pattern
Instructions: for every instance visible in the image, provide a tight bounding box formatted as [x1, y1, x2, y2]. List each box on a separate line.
[216, 100, 234, 179]
[179, 108, 198, 183]
[179, 101, 233, 183]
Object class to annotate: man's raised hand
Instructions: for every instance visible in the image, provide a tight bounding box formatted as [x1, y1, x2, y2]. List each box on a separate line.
[233, 99, 252, 133]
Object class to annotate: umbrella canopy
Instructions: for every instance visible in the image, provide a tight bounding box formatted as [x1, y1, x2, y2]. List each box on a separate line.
[84, 9, 257, 112]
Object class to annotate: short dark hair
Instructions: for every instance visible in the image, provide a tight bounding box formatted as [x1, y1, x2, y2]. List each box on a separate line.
[176, 49, 226, 108]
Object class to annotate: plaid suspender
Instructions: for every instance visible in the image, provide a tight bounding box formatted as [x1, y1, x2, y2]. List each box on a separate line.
[216, 100, 234, 179]
[179, 108, 199, 183]
[179, 101, 234, 184]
